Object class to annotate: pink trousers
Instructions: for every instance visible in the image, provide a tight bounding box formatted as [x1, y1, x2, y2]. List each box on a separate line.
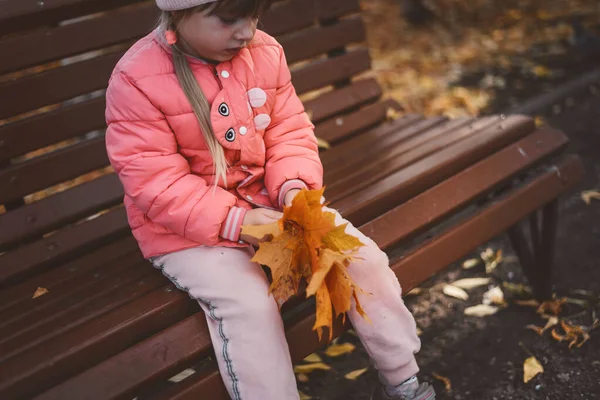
[150, 210, 421, 400]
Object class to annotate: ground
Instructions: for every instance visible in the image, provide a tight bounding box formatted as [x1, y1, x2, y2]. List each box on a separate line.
[297, 1, 600, 399]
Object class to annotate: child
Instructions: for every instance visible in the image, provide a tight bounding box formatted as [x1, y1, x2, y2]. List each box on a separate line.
[105, 1, 435, 399]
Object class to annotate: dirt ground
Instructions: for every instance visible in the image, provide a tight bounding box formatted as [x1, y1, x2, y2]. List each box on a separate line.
[297, 2, 600, 399]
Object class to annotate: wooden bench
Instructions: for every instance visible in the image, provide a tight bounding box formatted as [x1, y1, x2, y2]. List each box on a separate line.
[0, 0, 584, 398]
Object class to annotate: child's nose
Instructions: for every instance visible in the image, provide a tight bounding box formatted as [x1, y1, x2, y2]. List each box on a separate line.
[235, 18, 256, 42]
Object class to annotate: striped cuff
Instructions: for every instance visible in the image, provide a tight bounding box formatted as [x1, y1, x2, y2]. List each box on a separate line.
[278, 179, 308, 209]
[219, 207, 247, 242]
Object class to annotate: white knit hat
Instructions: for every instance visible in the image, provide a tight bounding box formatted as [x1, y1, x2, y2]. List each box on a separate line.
[156, 0, 218, 11]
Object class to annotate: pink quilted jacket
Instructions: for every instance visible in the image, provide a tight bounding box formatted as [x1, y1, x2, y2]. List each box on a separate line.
[105, 30, 323, 258]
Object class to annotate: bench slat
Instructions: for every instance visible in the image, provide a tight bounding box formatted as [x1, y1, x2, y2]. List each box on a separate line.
[134, 130, 577, 400]
[0, 125, 569, 400]
[0, 136, 109, 206]
[0, 207, 130, 287]
[292, 48, 371, 95]
[0, 174, 123, 250]
[314, 100, 389, 144]
[281, 15, 366, 64]
[0, 236, 138, 313]
[326, 116, 500, 197]
[337, 116, 537, 226]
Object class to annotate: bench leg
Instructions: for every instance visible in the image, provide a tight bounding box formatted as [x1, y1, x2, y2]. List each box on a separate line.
[507, 199, 559, 301]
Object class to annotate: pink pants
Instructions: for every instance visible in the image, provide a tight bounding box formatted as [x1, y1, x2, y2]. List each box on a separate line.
[150, 210, 421, 400]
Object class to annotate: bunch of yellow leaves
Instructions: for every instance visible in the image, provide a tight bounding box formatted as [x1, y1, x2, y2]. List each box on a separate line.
[241, 188, 368, 340]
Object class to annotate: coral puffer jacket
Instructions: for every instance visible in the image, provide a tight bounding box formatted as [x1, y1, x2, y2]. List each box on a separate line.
[105, 30, 323, 259]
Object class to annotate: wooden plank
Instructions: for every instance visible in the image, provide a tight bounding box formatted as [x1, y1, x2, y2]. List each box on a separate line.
[304, 78, 381, 124]
[325, 116, 498, 193]
[0, 284, 198, 400]
[0, 136, 109, 206]
[0, 0, 140, 22]
[1, 263, 164, 365]
[260, 0, 315, 37]
[280, 15, 366, 64]
[314, 100, 388, 144]
[336, 116, 538, 226]
[109, 129, 576, 400]
[291, 48, 371, 95]
[323, 117, 469, 175]
[316, 0, 361, 21]
[0, 174, 123, 250]
[0, 3, 156, 75]
[0, 207, 130, 287]
[0, 237, 138, 314]
[0, 96, 106, 164]
[0, 51, 122, 120]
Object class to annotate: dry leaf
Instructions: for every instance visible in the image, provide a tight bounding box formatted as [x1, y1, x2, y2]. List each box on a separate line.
[581, 190, 600, 205]
[404, 287, 424, 297]
[386, 107, 402, 121]
[551, 320, 594, 348]
[532, 65, 551, 78]
[325, 342, 356, 358]
[317, 137, 331, 150]
[32, 287, 49, 299]
[297, 373, 310, 383]
[168, 368, 195, 383]
[523, 357, 544, 383]
[299, 390, 312, 400]
[303, 353, 323, 363]
[294, 363, 332, 374]
[416, 327, 424, 336]
[443, 285, 469, 300]
[515, 299, 540, 308]
[345, 367, 369, 380]
[483, 286, 505, 306]
[452, 277, 491, 290]
[526, 316, 559, 336]
[464, 304, 500, 317]
[537, 297, 566, 316]
[462, 258, 481, 269]
[534, 116, 545, 127]
[244, 188, 367, 340]
[432, 373, 452, 392]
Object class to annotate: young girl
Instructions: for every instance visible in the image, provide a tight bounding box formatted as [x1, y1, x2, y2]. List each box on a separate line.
[105, 1, 435, 399]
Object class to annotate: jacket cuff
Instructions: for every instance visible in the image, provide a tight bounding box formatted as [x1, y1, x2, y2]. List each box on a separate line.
[278, 179, 308, 208]
[219, 207, 247, 242]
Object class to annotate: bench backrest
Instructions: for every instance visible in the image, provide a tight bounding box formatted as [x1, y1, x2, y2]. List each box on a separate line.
[0, 0, 386, 286]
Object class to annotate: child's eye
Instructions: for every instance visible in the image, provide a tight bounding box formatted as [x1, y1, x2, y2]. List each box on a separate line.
[219, 16, 238, 25]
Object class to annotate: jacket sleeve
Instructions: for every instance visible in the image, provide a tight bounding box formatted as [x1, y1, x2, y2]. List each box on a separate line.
[263, 44, 324, 208]
[105, 72, 245, 244]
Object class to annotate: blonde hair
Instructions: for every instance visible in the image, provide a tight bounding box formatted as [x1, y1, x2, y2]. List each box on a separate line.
[158, 10, 228, 187]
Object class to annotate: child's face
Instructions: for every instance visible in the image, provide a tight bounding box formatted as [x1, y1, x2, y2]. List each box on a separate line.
[178, 9, 258, 62]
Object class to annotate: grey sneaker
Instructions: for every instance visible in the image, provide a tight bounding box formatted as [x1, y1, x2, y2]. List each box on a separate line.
[371, 382, 436, 400]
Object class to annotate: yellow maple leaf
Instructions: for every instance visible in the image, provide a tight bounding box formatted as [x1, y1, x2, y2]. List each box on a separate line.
[243, 188, 366, 340]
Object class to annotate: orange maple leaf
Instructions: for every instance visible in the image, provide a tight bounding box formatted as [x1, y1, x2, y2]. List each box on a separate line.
[242, 188, 367, 340]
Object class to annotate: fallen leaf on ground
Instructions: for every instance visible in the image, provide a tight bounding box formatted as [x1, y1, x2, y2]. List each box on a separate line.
[526, 316, 559, 336]
[503, 282, 533, 297]
[537, 297, 566, 316]
[299, 390, 312, 400]
[581, 190, 600, 205]
[523, 356, 544, 383]
[404, 287, 424, 297]
[297, 373, 310, 382]
[345, 367, 369, 380]
[317, 137, 331, 150]
[303, 353, 323, 363]
[417, 327, 423, 336]
[386, 107, 402, 121]
[462, 258, 481, 269]
[483, 286, 506, 306]
[325, 342, 356, 357]
[244, 188, 366, 340]
[168, 368, 195, 383]
[32, 287, 49, 299]
[432, 373, 452, 392]
[452, 277, 491, 290]
[515, 299, 540, 308]
[443, 284, 469, 300]
[464, 304, 500, 317]
[483, 249, 503, 274]
[551, 320, 596, 348]
[294, 363, 332, 374]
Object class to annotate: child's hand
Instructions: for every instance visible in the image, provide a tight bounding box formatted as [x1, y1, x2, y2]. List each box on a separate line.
[240, 208, 283, 246]
[284, 189, 302, 207]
